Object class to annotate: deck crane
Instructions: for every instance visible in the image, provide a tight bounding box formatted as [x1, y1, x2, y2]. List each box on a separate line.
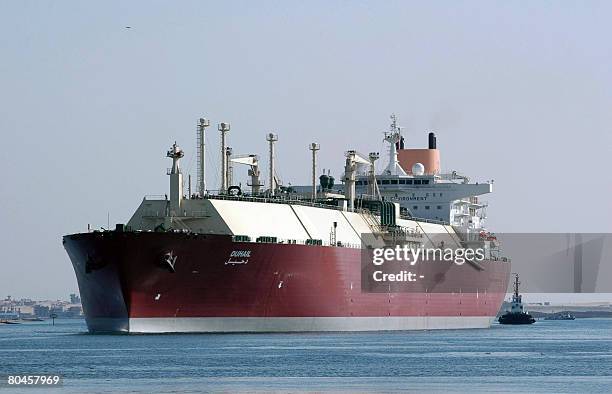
[230, 154, 263, 195]
[344, 150, 371, 212]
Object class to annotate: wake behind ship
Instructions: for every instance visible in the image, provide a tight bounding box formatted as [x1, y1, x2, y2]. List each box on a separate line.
[63, 115, 511, 333]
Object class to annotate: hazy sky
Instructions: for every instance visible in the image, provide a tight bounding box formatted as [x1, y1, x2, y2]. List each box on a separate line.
[1, 1, 611, 299]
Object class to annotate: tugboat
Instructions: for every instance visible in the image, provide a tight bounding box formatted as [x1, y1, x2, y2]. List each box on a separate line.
[498, 273, 535, 325]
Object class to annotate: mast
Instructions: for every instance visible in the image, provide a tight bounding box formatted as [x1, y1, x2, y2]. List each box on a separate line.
[218, 122, 230, 193]
[167, 142, 184, 215]
[368, 151, 380, 198]
[266, 133, 278, 196]
[514, 273, 520, 299]
[225, 146, 233, 187]
[382, 114, 407, 176]
[197, 118, 210, 196]
[309, 142, 320, 201]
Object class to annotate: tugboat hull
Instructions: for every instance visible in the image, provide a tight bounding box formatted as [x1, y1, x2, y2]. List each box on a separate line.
[498, 312, 535, 325]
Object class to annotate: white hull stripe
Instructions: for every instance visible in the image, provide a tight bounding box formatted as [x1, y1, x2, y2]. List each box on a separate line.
[87, 316, 497, 333]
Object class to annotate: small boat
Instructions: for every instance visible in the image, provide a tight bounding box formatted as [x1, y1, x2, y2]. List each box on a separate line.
[544, 312, 576, 320]
[498, 273, 535, 325]
[0, 320, 21, 324]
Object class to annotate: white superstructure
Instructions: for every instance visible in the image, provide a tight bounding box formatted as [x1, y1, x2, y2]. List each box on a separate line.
[292, 116, 493, 236]
[130, 115, 497, 248]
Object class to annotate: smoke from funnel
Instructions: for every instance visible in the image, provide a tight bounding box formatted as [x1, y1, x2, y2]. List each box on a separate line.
[429, 107, 461, 131]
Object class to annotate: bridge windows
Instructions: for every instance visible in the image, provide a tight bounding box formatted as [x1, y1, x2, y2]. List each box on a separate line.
[360, 178, 433, 187]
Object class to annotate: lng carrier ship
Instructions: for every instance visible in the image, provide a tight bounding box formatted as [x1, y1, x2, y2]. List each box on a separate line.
[63, 115, 511, 333]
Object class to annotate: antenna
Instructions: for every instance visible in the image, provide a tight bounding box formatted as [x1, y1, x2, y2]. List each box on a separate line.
[390, 113, 398, 132]
[197, 118, 210, 196]
[309, 143, 320, 201]
[218, 122, 230, 193]
[266, 133, 278, 196]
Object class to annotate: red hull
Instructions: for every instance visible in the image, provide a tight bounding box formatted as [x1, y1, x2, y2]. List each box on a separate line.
[63, 232, 510, 332]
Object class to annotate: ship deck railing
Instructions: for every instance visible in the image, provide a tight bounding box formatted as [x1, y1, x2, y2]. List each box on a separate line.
[236, 237, 362, 249]
[141, 210, 208, 218]
[203, 193, 376, 214]
[143, 193, 450, 225]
